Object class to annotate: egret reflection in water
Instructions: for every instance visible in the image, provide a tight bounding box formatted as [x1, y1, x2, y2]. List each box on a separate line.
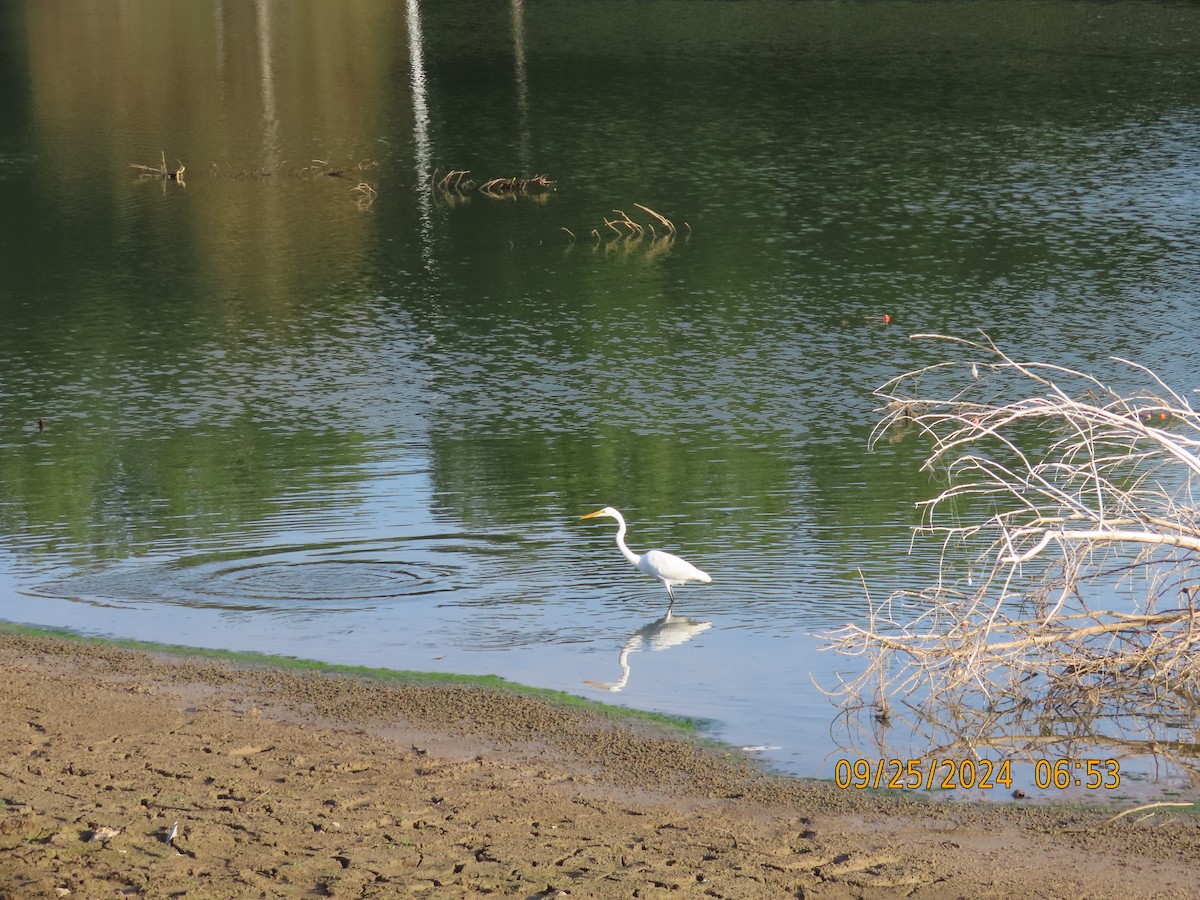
[584, 611, 713, 693]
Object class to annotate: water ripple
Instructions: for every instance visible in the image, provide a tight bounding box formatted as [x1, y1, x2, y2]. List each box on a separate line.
[31, 545, 467, 613]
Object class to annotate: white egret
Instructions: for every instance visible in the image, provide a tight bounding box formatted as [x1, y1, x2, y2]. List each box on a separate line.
[579, 506, 712, 610]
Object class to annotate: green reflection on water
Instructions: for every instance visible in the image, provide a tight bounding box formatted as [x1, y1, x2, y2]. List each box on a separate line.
[1, 0, 1198, 574]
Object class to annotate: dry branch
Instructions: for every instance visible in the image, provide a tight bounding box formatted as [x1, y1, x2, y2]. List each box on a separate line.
[634, 203, 675, 235]
[130, 151, 185, 182]
[1101, 801, 1194, 826]
[479, 174, 555, 196]
[570, 203, 687, 257]
[823, 332, 1200, 764]
[436, 169, 473, 191]
[351, 182, 378, 208]
[434, 167, 553, 199]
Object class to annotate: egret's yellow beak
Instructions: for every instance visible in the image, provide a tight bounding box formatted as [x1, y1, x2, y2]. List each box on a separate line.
[579, 509, 605, 520]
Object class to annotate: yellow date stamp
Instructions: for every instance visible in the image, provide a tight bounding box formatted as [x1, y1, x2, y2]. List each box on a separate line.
[834, 758, 1121, 791]
[835, 757, 1014, 791]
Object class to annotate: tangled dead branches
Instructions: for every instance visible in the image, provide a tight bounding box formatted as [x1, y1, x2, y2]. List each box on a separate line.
[560, 204, 690, 261]
[433, 168, 555, 201]
[579, 203, 689, 242]
[350, 181, 378, 209]
[822, 332, 1200, 761]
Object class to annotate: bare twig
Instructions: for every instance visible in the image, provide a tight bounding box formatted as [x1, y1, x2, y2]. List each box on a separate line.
[634, 203, 676, 235]
[822, 332, 1200, 763]
[1101, 802, 1194, 826]
[130, 150, 185, 182]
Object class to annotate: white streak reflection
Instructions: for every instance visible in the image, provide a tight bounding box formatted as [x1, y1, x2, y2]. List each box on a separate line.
[406, 0, 435, 267]
[511, 0, 530, 171]
[255, 0, 280, 163]
[584, 612, 713, 693]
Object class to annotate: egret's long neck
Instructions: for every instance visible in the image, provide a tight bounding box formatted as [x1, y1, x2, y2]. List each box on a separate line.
[612, 515, 641, 567]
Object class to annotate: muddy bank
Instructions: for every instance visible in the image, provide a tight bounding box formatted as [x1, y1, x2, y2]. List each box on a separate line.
[1, 631, 1198, 898]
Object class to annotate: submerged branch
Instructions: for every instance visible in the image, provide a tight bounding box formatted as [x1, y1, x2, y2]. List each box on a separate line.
[567, 203, 688, 258]
[130, 150, 185, 183]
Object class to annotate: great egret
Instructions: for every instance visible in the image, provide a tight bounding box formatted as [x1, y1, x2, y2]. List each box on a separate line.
[579, 506, 712, 609]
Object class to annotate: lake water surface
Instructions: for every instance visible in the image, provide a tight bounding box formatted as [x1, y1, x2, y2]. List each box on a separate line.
[3, 0, 1200, 798]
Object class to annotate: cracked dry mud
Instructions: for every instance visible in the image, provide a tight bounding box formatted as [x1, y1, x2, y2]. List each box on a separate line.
[2, 632, 1199, 898]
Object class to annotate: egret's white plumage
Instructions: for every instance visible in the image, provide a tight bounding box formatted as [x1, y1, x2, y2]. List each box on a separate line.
[580, 506, 712, 609]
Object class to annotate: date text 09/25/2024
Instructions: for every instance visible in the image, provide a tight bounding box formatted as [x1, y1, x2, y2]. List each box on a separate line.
[834, 758, 1121, 792]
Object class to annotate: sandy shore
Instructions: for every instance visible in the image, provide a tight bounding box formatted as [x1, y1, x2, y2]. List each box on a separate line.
[1, 631, 1199, 898]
